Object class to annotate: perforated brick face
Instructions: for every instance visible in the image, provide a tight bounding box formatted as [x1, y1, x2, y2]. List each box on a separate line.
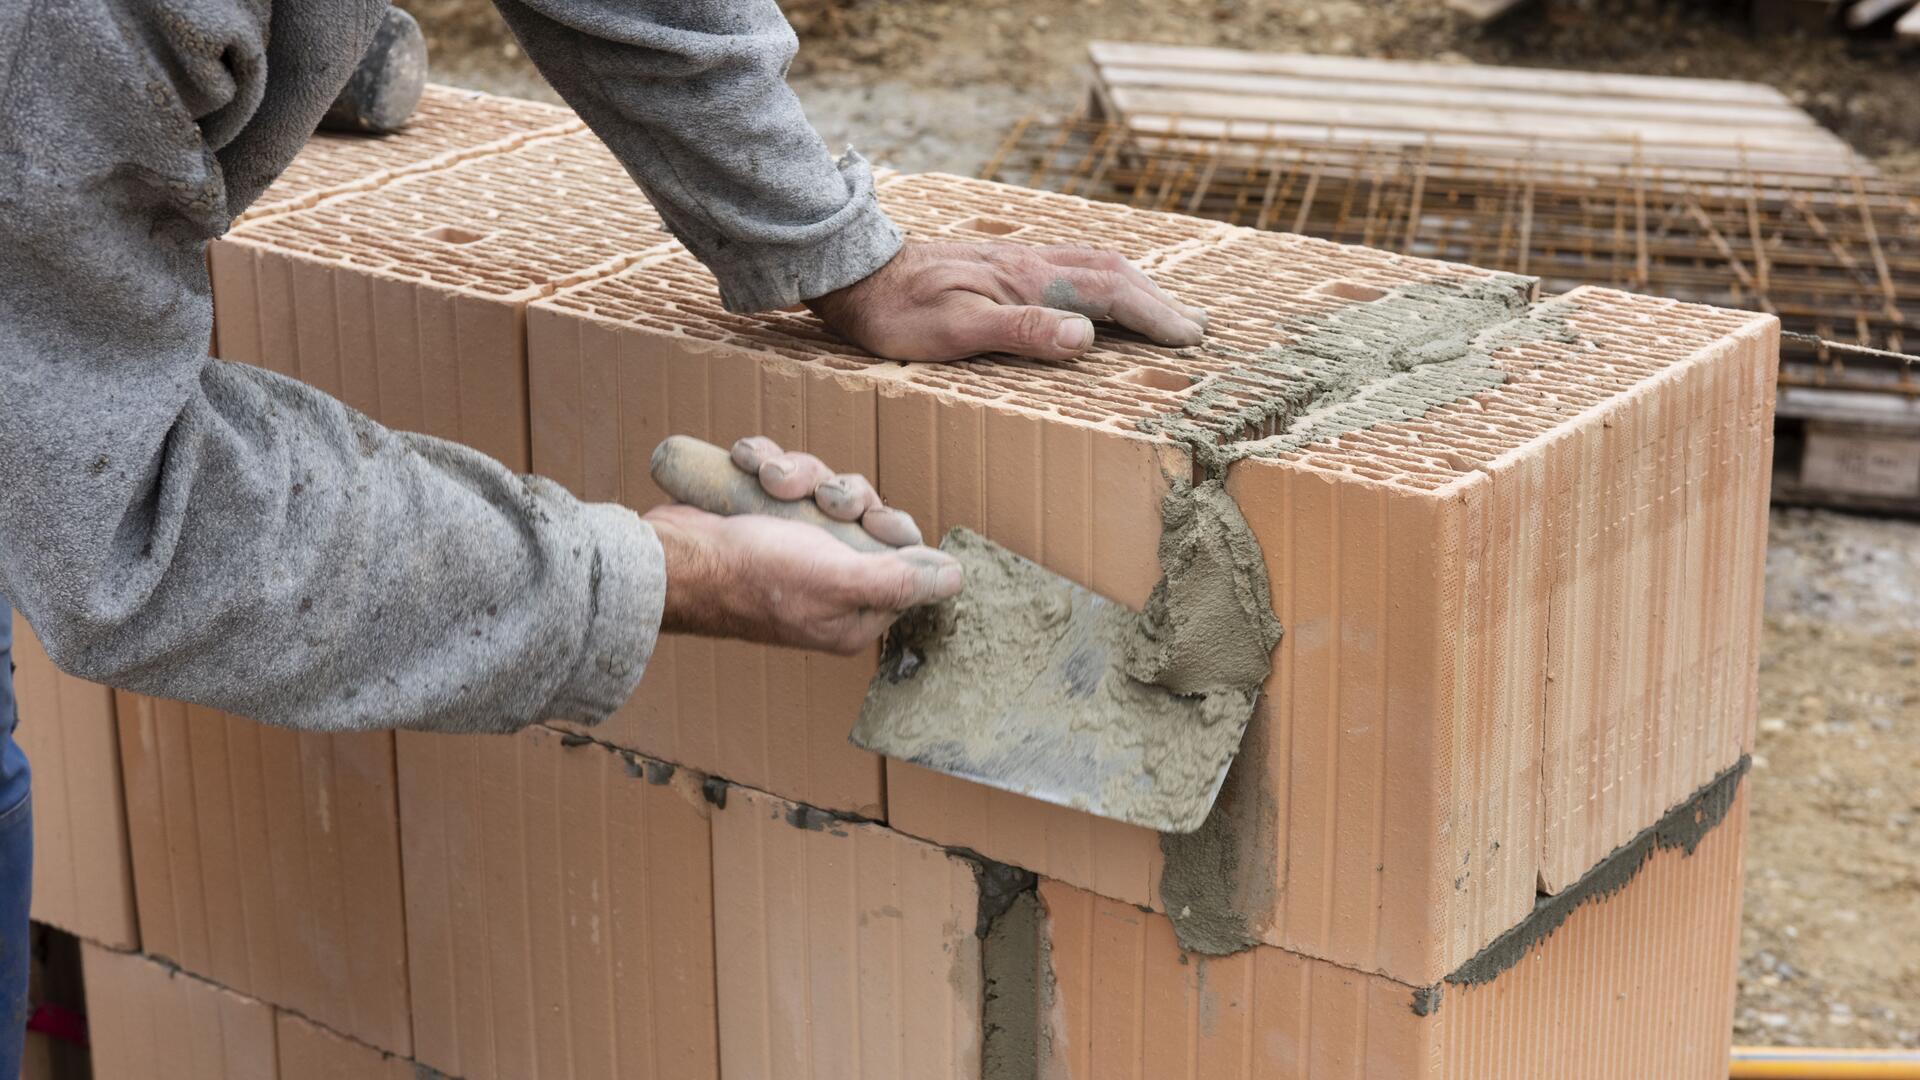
[541, 172, 1765, 492]
[237, 86, 580, 224]
[229, 129, 670, 299]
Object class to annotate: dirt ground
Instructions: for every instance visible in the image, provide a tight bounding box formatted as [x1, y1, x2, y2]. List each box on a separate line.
[404, 0, 1920, 1050]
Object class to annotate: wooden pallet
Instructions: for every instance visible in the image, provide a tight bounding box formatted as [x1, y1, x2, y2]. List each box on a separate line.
[1086, 41, 1863, 177]
[1773, 379, 1920, 513]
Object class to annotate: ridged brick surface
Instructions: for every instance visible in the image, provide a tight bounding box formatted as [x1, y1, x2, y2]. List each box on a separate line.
[1038, 784, 1747, 1080]
[527, 292, 887, 816]
[710, 784, 983, 1080]
[278, 1013, 419, 1080]
[396, 725, 720, 1080]
[235, 85, 580, 225]
[81, 944, 279, 1080]
[8, 614, 138, 948]
[212, 128, 676, 472]
[114, 694, 411, 1055]
[529, 171, 1775, 982]
[209, 96, 1773, 986]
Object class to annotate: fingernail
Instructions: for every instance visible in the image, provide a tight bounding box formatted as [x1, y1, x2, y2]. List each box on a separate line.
[1056, 316, 1094, 351]
[764, 462, 792, 481]
[1186, 305, 1209, 330]
[868, 507, 922, 544]
[937, 565, 965, 595]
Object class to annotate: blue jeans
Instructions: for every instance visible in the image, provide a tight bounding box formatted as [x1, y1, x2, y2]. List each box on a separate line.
[0, 600, 29, 1077]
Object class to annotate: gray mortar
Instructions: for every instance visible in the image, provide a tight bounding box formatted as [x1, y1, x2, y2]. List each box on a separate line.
[1421, 756, 1750, 1007]
[980, 882, 1050, 1080]
[1140, 274, 1574, 477]
[858, 492, 1279, 834]
[643, 760, 676, 785]
[700, 776, 730, 809]
[964, 854, 1041, 940]
[1151, 273, 1580, 957]
[1158, 710, 1280, 956]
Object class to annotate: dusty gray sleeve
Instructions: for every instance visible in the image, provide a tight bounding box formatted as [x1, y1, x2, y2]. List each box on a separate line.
[0, 0, 661, 735]
[490, 0, 904, 313]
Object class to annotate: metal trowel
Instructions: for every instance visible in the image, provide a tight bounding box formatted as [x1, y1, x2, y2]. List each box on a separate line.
[649, 435, 1255, 834]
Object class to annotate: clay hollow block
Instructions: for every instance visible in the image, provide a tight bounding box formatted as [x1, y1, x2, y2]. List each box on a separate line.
[1028, 773, 1748, 1080]
[529, 171, 1776, 985]
[396, 725, 720, 1080]
[9, 613, 138, 949]
[81, 944, 280, 1080]
[175, 126, 681, 1059]
[235, 85, 581, 226]
[211, 126, 677, 473]
[114, 692, 412, 1056]
[277, 1012, 422, 1080]
[710, 781, 991, 1080]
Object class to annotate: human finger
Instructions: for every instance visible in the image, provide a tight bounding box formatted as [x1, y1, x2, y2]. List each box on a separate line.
[814, 471, 884, 523]
[1036, 267, 1204, 347]
[730, 435, 785, 475]
[847, 546, 966, 611]
[757, 450, 835, 501]
[928, 292, 1096, 362]
[1037, 246, 1209, 330]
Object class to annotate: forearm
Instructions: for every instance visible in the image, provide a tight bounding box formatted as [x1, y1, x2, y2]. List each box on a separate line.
[0, 320, 663, 735]
[0, 1, 661, 734]
[490, 0, 902, 312]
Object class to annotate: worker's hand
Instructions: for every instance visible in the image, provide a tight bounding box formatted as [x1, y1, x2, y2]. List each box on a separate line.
[643, 437, 963, 655]
[807, 240, 1208, 363]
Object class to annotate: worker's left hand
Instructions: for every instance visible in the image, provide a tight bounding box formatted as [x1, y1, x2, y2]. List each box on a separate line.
[808, 240, 1208, 363]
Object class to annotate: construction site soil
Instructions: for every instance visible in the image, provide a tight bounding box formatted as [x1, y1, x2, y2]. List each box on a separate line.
[406, 0, 1920, 1050]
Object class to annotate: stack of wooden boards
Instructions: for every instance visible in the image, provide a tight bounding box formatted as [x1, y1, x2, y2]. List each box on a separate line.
[1069, 43, 1920, 513]
[1085, 40, 1861, 179]
[18, 86, 1778, 1080]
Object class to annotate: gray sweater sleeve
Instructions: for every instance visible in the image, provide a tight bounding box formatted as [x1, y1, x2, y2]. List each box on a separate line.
[490, 0, 905, 312]
[0, 0, 662, 735]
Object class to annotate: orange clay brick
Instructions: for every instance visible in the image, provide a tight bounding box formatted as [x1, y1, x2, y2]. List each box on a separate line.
[114, 693, 412, 1055]
[81, 945, 279, 1080]
[210, 127, 676, 473]
[8, 613, 138, 948]
[234, 85, 580, 226]
[396, 725, 719, 1080]
[1036, 779, 1748, 1080]
[527, 263, 890, 817]
[709, 782, 984, 1080]
[527, 172, 1774, 985]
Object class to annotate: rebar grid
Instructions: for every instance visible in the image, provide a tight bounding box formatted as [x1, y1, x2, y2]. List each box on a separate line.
[981, 114, 1920, 399]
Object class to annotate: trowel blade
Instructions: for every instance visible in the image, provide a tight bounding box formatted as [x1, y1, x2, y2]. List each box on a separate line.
[849, 529, 1254, 834]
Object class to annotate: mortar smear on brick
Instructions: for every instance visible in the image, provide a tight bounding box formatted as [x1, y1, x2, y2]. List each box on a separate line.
[540, 172, 1768, 488]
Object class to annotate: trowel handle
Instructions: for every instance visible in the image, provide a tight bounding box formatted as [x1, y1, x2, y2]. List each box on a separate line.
[648, 435, 892, 554]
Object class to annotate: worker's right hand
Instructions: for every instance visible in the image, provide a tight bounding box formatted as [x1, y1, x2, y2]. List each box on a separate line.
[642, 437, 964, 655]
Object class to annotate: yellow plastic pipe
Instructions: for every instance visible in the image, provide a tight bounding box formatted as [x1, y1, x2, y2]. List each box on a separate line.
[1732, 1047, 1920, 1079]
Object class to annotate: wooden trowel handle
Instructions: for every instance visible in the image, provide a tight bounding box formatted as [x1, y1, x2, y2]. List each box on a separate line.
[648, 435, 892, 554]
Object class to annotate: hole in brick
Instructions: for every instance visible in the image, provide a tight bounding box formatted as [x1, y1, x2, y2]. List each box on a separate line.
[1312, 280, 1389, 303]
[1113, 366, 1193, 393]
[952, 216, 1028, 237]
[1313, 278, 1390, 299]
[419, 225, 491, 245]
